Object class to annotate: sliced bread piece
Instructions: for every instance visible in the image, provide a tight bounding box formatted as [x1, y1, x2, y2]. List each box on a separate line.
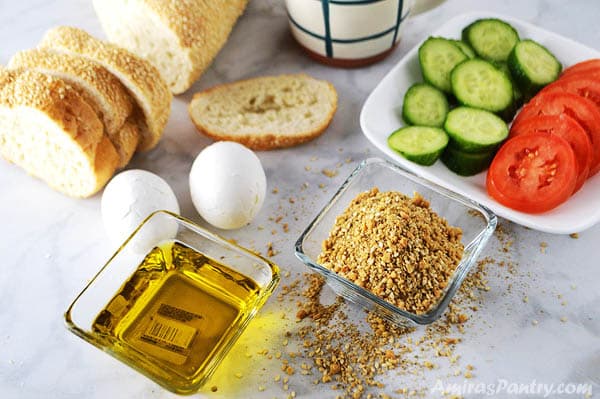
[39, 26, 171, 152]
[188, 74, 338, 150]
[93, 0, 248, 94]
[8, 49, 137, 167]
[0, 69, 119, 197]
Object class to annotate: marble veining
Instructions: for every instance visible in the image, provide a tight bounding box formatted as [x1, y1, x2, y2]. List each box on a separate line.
[0, 1, 599, 398]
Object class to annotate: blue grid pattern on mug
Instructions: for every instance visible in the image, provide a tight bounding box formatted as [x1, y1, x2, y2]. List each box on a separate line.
[287, 0, 410, 59]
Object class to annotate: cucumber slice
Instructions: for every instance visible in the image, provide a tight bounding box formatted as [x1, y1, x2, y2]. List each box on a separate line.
[444, 106, 508, 152]
[451, 59, 514, 113]
[388, 126, 449, 166]
[419, 37, 468, 93]
[462, 18, 520, 62]
[508, 39, 562, 97]
[492, 61, 523, 119]
[451, 40, 476, 59]
[402, 83, 449, 127]
[442, 145, 496, 176]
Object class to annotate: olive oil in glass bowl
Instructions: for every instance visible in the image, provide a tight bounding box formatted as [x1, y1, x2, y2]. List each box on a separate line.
[66, 211, 279, 394]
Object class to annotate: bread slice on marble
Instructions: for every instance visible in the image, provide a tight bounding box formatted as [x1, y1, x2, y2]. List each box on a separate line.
[92, 0, 248, 94]
[39, 26, 171, 152]
[0, 69, 119, 197]
[188, 74, 338, 150]
[8, 49, 137, 167]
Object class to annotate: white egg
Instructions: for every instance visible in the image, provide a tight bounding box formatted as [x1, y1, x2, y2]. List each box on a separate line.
[101, 169, 180, 253]
[189, 141, 266, 230]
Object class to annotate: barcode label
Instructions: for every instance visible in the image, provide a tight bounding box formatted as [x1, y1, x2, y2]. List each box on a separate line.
[142, 315, 197, 351]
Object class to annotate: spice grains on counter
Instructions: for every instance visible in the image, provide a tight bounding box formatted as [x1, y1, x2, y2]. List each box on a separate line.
[317, 188, 464, 315]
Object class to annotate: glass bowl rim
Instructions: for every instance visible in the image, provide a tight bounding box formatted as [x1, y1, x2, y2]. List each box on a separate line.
[294, 157, 497, 325]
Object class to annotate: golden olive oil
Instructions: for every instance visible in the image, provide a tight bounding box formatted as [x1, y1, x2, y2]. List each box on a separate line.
[92, 240, 260, 392]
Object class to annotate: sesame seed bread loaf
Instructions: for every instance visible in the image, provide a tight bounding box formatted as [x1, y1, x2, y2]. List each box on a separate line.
[92, 0, 248, 94]
[39, 26, 171, 152]
[188, 74, 338, 150]
[8, 49, 137, 167]
[0, 69, 119, 197]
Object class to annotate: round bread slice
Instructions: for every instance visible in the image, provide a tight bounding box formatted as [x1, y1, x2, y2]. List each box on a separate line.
[39, 26, 171, 152]
[0, 69, 119, 197]
[9, 49, 137, 167]
[188, 74, 338, 150]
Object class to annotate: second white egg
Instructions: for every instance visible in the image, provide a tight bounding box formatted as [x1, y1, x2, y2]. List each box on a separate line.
[189, 141, 266, 230]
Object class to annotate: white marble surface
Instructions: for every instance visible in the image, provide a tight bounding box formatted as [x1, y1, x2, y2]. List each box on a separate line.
[0, 1, 599, 398]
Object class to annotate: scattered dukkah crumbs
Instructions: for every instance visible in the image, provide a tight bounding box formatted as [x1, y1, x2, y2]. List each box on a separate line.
[273, 241, 499, 399]
[272, 187, 279, 194]
[322, 168, 339, 178]
[540, 241, 548, 253]
[271, 213, 515, 399]
[317, 188, 464, 315]
[267, 242, 278, 257]
[569, 233, 579, 239]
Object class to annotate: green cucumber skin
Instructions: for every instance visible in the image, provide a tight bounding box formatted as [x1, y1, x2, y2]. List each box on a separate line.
[450, 59, 514, 113]
[446, 136, 502, 154]
[387, 126, 449, 166]
[444, 107, 509, 153]
[508, 39, 562, 99]
[401, 83, 449, 128]
[419, 37, 468, 93]
[441, 145, 496, 176]
[401, 148, 446, 166]
[451, 40, 476, 59]
[462, 18, 520, 62]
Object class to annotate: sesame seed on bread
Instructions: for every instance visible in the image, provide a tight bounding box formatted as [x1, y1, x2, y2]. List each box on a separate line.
[0, 69, 119, 197]
[92, 0, 248, 94]
[9, 49, 137, 167]
[39, 26, 171, 152]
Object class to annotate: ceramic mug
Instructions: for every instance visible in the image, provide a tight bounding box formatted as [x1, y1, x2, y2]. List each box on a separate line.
[285, 0, 445, 67]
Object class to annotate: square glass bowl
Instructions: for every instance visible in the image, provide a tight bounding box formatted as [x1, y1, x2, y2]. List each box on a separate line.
[295, 158, 496, 326]
[65, 210, 280, 394]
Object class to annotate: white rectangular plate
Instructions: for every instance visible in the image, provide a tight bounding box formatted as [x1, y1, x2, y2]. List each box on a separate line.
[360, 11, 600, 234]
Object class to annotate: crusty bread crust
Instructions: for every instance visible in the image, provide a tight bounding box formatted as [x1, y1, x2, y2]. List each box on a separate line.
[39, 26, 171, 151]
[92, 136, 121, 196]
[191, 116, 336, 151]
[0, 69, 119, 197]
[112, 119, 139, 167]
[9, 49, 137, 167]
[188, 74, 338, 151]
[9, 49, 132, 134]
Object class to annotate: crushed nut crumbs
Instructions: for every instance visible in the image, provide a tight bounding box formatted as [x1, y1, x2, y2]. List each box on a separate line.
[317, 188, 464, 314]
[322, 168, 339, 178]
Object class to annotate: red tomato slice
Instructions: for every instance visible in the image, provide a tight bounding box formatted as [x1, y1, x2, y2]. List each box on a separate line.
[487, 132, 578, 214]
[512, 91, 600, 176]
[561, 59, 600, 79]
[509, 114, 592, 192]
[541, 75, 600, 110]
